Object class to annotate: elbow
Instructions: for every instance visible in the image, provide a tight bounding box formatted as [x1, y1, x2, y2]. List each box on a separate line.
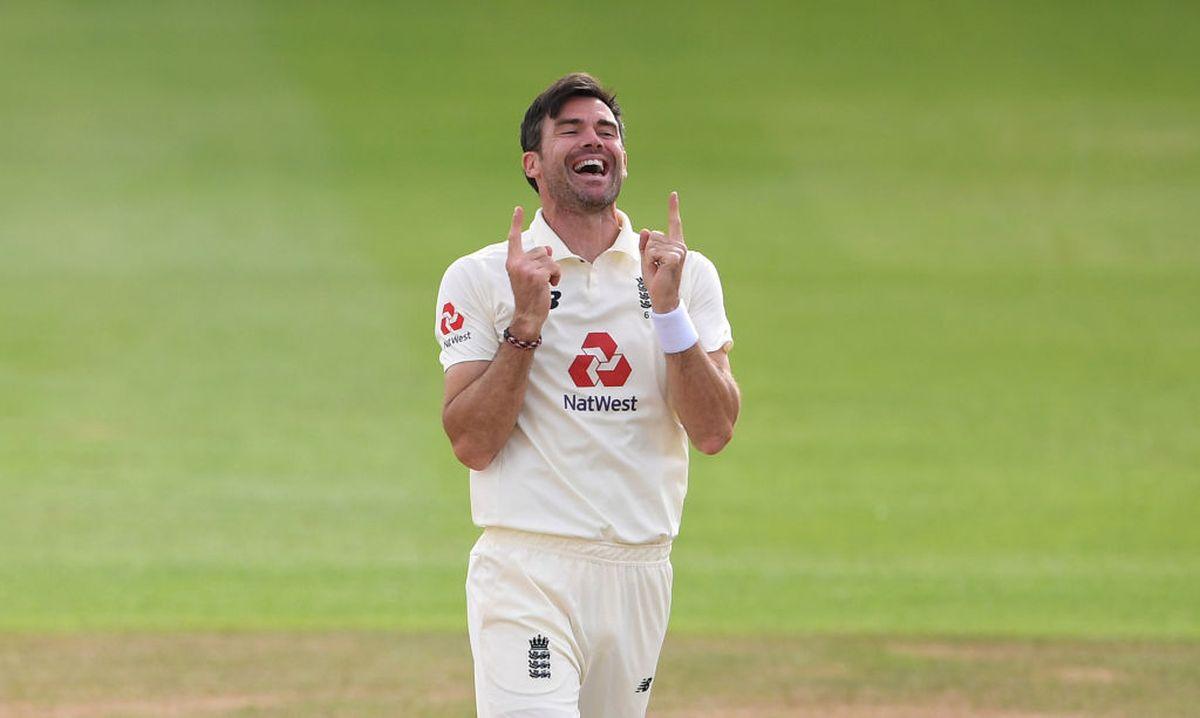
[444, 413, 498, 471]
[451, 436, 496, 471]
[454, 447, 495, 472]
[693, 425, 734, 455]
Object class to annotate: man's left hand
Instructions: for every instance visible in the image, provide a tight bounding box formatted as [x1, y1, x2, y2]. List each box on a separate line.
[639, 191, 687, 313]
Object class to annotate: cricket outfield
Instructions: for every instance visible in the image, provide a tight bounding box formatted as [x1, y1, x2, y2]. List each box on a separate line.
[1, 1, 1197, 715]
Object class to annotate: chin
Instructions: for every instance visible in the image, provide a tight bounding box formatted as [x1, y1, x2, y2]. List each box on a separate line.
[572, 181, 621, 209]
[545, 174, 621, 210]
[575, 194, 618, 211]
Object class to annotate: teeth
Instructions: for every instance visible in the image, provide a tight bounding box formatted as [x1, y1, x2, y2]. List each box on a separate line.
[573, 158, 605, 172]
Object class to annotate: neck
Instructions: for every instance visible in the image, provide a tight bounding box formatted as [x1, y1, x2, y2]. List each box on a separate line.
[540, 199, 621, 263]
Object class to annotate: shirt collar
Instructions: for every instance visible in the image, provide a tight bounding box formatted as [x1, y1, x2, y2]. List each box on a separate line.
[528, 208, 641, 262]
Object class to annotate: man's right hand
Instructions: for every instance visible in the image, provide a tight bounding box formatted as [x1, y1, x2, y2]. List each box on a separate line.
[504, 206, 561, 341]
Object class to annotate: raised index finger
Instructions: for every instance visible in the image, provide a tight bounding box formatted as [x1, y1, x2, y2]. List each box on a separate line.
[668, 191, 683, 240]
[507, 206, 524, 258]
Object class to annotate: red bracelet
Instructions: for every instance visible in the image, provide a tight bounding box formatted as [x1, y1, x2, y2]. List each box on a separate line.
[504, 327, 542, 350]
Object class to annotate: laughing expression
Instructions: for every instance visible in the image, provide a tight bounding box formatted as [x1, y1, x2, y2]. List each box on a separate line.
[526, 96, 627, 211]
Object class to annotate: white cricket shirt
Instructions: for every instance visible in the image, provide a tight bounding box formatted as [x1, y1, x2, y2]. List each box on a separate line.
[435, 208, 733, 544]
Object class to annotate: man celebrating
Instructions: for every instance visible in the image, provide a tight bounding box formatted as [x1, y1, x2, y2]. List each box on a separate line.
[435, 73, 740, 717]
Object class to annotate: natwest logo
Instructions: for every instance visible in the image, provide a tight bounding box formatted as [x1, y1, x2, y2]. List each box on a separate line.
[440, 302, 465, 335]
[568, 332, 632, 388]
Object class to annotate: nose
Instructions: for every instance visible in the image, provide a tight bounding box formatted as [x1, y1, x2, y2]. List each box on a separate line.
[580, 125, 605, 146]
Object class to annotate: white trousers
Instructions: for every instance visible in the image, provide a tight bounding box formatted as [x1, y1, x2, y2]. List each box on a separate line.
[466, 527, 673, 718]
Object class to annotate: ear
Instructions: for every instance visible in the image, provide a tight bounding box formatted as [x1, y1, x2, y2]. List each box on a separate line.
[522, 151, 540, 184]
[620, 148, 629, 178]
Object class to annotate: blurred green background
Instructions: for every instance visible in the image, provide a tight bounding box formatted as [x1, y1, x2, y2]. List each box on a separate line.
[1, 0, 1197, 638]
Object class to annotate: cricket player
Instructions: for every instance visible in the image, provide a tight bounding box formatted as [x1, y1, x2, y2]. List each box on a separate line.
[435, 73, 740, 717]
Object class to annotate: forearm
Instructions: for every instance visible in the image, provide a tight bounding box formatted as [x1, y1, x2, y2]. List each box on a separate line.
[665, 345, 740, 454]
[442, 344, 536, 470]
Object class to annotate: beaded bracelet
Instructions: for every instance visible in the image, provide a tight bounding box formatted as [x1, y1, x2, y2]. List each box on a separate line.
[503, 327, 542, 350]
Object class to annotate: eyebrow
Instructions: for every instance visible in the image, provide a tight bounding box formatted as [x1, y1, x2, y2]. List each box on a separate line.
[554, 117, 620, 131]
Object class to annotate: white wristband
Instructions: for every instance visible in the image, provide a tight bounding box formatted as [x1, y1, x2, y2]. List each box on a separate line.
[651, 305, 699, 354]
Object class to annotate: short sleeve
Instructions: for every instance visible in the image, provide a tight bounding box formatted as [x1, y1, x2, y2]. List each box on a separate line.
[683, 251, 733, 353]
[435, 256, 500, 370]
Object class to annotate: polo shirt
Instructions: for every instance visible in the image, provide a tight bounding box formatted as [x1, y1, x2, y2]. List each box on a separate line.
[435, 207, 732, 544]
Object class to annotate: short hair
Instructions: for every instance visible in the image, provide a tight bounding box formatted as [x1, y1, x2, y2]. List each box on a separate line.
[520, 72, 624, 193]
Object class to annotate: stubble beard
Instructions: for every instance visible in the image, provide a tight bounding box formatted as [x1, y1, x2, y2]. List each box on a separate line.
[544, 169, 622, 213]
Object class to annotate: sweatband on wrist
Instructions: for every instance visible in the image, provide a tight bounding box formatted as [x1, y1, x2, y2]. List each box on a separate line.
[651, 305, 699, 354]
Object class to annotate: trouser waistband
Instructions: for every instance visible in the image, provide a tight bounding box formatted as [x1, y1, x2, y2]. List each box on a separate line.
[478, 527, 672, 564]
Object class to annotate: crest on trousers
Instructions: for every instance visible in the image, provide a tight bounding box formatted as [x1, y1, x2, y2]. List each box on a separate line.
[528, 634, 551, 679]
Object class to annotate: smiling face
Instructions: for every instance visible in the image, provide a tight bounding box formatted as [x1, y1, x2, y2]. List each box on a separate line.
[524, 96, 628, 213]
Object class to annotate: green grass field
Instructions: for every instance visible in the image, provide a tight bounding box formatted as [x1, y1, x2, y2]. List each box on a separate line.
[2, 0, 1199, 714]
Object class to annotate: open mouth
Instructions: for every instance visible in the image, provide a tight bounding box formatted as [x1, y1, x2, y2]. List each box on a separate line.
[571, 157, 608, 176]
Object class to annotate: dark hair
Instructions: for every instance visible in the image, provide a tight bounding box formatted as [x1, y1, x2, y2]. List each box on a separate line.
[520, 72, 623, 193]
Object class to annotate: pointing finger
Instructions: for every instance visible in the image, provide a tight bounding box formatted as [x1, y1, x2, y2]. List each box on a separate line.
[639, 229, 656, 277]
[507, 206, 524, 258]
[668, 191, 683, 240]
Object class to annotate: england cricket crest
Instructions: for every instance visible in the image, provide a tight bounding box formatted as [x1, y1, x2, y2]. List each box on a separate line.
[528, 634, 551, 679]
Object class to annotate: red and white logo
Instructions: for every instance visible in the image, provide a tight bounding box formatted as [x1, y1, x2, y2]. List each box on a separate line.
[440, 302, 465, 335]
[568, 332, 631, 387]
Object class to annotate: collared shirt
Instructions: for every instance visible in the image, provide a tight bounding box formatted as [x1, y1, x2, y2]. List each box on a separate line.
[435, 208, 733, 544]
